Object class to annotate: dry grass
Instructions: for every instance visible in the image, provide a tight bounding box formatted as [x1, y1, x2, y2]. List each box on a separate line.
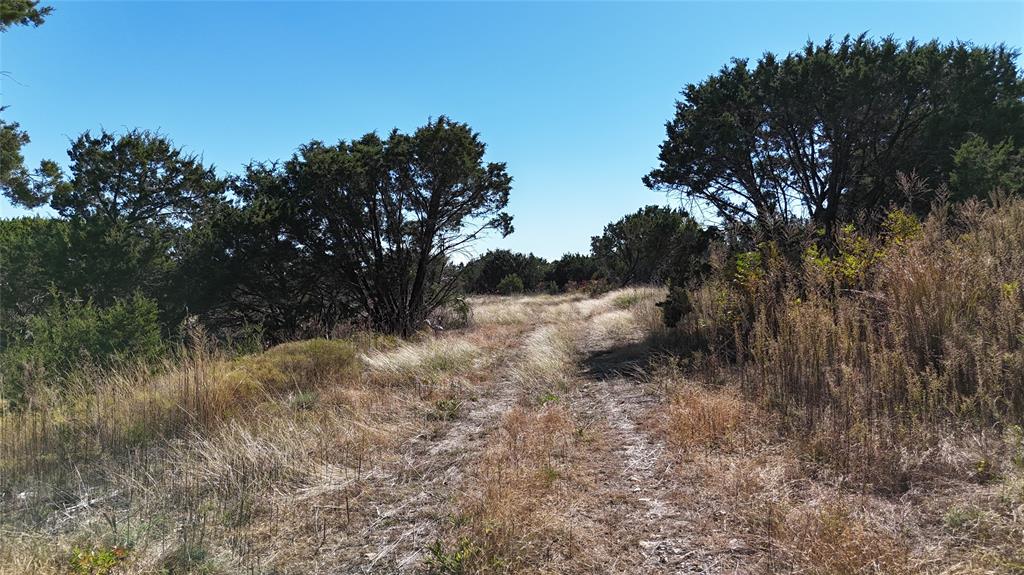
[667, 199, 1024, 494]
[5, 248, 1018, 575]
[362, 335, 483, 388]
[0, 317, 516, 573]
[0, 288, 627, 574]
[658, 381, 769, 453]
[468, 292, 584, 328]
[650, 374, 1022, 573]
[431, 404, 580, 573]
[422, 289, 665, 574]
[509, 324, 578, 398]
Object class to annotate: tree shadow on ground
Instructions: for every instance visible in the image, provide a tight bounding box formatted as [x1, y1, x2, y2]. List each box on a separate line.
[582, 339, 660, 381]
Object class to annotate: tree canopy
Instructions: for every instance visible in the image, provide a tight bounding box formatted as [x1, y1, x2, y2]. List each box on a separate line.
[644, 36, 1024, 240]
[204, 117, 512, 336]
[0, 0, 51, 31]
[591, 205, 708, 287]
[462, 249, 550, 293]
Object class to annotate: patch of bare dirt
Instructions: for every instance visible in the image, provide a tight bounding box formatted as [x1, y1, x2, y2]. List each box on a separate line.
[565, 309, 707, 574]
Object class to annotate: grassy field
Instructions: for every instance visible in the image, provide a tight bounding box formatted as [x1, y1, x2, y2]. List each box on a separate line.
[1, 283, 1022, 574]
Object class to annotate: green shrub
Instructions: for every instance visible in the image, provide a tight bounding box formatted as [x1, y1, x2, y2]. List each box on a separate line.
[658, 286, 693, 328]
[68, 546, 129, 575]
[495, 273, 524, 295]
[2, 293, 164, 401]
[425, 538, 479, 575]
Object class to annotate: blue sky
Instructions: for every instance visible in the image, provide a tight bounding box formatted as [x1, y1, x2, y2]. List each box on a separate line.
[2, 1, 1022, 259]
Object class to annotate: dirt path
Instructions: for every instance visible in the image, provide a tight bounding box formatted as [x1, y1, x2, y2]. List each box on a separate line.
[355, 378, 519, 573]
[340, 310, 574, 573]
[339, 294, 694, 574]
[569, 311, 697, 574]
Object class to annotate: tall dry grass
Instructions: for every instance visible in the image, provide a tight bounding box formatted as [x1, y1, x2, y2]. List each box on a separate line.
[649, 197, 1024, 572]
[671, 197, 1024, 489]
[0, 321, 509, 573]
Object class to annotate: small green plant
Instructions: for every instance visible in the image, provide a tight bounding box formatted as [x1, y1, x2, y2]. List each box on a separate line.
[288, 391, 318, 410]
[540, 463, 560, 485]
[658, 285, 693, 328]
[538, 392, 559, 405]
[612, 292, 642, 309]
[1002, 281, 1022, 302]
[733, 250, 763, 292]
[943, 505, 996, 540]
[974, 457, 1000, 483]
[882, 208, 922, 245]
[1007, 425, 1024, 469]
[430, 398, 462, 421]
[424, 538, 478, 575]
[68, 546, 128, 575]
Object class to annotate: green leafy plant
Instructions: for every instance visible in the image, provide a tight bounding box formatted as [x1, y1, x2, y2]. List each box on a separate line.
[430, 398, 463, 421]
[538, 392, 559, 405]
[68, 546, 128, 575]
[424, 538, 478, 575]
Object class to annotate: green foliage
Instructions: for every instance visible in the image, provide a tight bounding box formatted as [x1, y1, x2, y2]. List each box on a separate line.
[950, 135, 1024, 200]
[591, 205, 708, 287]
[224, 117, 512, 336]
[430, 397, 463, 421]
[612, 292, 642, 309]
[495, 273, 525, 295]
[462, 249, 549, 293]
[0, 0, 52, 30]
[0, 120, 31, 203]
[658, 286, 693, 328]
[67, 546, 128, 575]
[425, 539, 479, 575]
[14, 129, 224, 227]
[2, 119, 509, 348]
[733, 250, 764, 292]
[881, 208, 923, 246]
[0, 217, 72, 324]
[803, 228, 873, 289]
[2, 130, 225, 334]
[645, 35, 1024, 237]
[545, 252, 599, 290]
[2, 293, 164, 400]
[538, 392, 559, 405]
[803, 209, 923, 293]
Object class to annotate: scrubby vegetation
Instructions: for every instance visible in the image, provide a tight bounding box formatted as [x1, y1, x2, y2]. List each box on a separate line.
[2, 6, 1023, 573]
[635, 197, 1024, 571]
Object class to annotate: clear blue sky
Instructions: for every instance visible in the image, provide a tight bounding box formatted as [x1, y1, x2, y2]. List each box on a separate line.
[2, 1, 1022, 259]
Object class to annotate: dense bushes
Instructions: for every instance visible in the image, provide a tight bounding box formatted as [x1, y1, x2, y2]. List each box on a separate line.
[1, 293, 164, 402]
[462, 250, 549, 293]
[2, 119, 511, 335]
[545, 253, 600, 291]
[495, 273, 525, 295]
[590, 205, 710, 287]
